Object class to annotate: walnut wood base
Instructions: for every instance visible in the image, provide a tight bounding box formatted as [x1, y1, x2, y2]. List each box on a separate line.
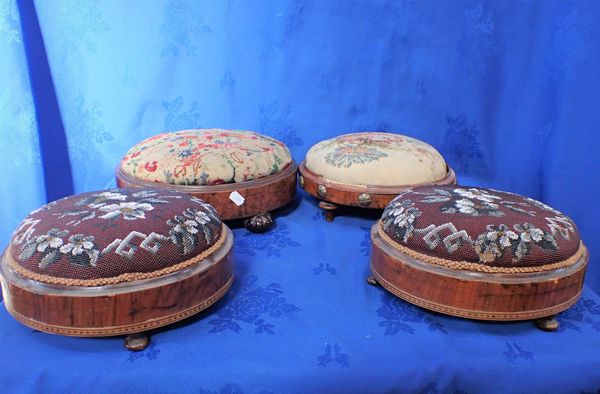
[299, 161, 456, 221]
[116, 162, 297, 224]
[0, 228, 235, 350]
[369, 225, 587, 326]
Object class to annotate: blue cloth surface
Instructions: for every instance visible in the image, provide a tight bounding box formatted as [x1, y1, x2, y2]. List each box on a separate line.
[1, 0, 600, 391]
[1, 192, 600, 393]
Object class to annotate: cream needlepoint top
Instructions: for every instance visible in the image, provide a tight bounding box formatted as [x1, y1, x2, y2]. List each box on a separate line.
[120, 129, 293, 186]
[305, 132, 448, 186]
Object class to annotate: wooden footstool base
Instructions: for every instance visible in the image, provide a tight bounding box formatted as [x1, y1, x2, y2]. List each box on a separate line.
[369, 225, 588, 330]
[299, 161, 456, 221]
[1, 228, 234, 350]
[117, 162, 297, 233]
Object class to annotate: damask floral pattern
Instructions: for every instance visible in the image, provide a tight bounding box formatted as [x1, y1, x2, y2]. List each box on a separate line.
[502, 342, 534, 366]
[121, 129, 292, 186]
[208, 275, 300, 334]
[558, 297, 600, 332]
[317, 343, 349, 367]
[381, 186, 579, 267]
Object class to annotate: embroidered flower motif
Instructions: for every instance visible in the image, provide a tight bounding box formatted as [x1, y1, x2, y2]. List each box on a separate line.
[325, 146, 387, 168]
[525, 197, 561, 215]
[382, 199, 421, 242]
[512, 223, 558, 260]
[167, 208, 217, 254]
[59, 234, 100, 267]
[99, 202, 154, 220]
[78, 191, 128, 209]
[18, 228, 69, 268]
[18, 229, 99, 269]
[453, 198, 503, 217]
[144, 161, 158, 172]
[474, 224, 518, 263]
[35, 228, 68, 252]
[419, 188, 504, 217]
[453, 188, 500, 203]
[474, 223, 558, 263]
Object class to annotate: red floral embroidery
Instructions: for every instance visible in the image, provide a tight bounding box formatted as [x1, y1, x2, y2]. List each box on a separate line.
[145, 161, 158, 172]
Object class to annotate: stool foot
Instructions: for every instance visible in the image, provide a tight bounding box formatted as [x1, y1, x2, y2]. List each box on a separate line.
[366, 274, 380, 286]
[534, 316, 559, 332]
[124, 332, 150, 351]
[244, 212, 274, 233]
[319, 201, 337, 222]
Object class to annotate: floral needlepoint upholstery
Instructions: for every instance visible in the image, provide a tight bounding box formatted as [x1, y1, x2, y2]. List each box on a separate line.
[7, 188, 224, 285]
[379, 186, 584, 272]
[120, 129, 293, 185]
[304, 132, 448, 186]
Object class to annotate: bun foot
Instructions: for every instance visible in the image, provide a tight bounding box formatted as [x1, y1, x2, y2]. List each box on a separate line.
[318, 201, 337, 222]
[534, 316, 559, 332]
[244, 212, 274, 233]
[366, 274, 380, 286]
[125, 332, 150, 351]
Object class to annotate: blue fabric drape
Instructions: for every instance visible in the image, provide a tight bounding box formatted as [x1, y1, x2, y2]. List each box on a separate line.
[1, 0, 600, 392]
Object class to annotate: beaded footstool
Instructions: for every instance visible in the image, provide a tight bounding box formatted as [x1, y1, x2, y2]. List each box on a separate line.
[116, 129, 297, 232]
[368, 185, 588, 331]
[299, 132, 456, 221]
[0, 188, 234, 350]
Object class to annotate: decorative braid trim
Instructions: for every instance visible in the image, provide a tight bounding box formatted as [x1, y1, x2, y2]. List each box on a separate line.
[377, 222, 586, 274]
[5, 225, 227, 287]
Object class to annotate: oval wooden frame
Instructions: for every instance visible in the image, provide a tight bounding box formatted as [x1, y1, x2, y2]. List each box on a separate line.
[369, 224, 587, 321]
[298, 161, 456, 209]
[116, 162, 298, 221]
[0, 227, 235, 337]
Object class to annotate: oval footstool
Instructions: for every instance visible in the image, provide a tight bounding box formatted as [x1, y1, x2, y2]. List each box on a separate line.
[116, 129, 297, 232]
[299, 132, 456, 221]
[0, 188, 234, 350]
[368, 185, 588, 330]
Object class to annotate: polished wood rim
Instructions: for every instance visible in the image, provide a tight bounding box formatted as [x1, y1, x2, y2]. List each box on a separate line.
[369, 225, 587, 321]
[0, 228, 235, 336]
[3, 276, 233, 337]
[298, 161, 456, 209]
[116, 161, 298, 220]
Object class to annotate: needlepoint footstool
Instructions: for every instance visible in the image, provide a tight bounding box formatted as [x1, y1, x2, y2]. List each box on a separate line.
[299, 132, 456, 221]
[368, 185, 588, 331]
[116, 129, 297, 232]
[0, 188, 234, 350]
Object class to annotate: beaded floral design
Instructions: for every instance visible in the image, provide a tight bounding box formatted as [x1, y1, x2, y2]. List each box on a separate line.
[380, 186, 579, 266]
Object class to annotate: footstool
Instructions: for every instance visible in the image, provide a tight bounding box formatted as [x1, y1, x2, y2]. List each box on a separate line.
[368, 185, 588, 330]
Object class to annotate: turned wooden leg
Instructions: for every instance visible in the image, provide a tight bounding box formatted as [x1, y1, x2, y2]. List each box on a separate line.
[319, 201, 338, 222]
[244, 212, 274, 233]
[534, 315, 559, 332]
[124, 332, 150, 351]
[366, 274, 380, 286]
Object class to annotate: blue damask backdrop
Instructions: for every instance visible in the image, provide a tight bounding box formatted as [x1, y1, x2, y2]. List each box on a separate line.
[1, 0, 600, 392]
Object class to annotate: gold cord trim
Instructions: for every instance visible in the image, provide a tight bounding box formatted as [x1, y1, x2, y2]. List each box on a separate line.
[5, 225, 227, 287]
[377, 222, 586, 274]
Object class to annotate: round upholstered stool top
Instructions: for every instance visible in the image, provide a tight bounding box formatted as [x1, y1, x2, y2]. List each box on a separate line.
[378, 185, 584, 272]
[370, 185, 588, 325]
[119, 129, 293, 186]
[304, 132, 448, 186]
[5, 188, 226, 286]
